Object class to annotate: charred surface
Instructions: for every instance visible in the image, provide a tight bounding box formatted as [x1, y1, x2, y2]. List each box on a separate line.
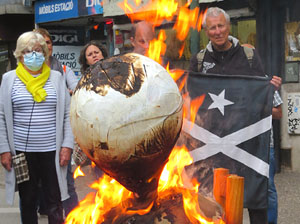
[80, 106, 183, 206]
[75, 54, 146, 97]
[101, 191, 223, 224]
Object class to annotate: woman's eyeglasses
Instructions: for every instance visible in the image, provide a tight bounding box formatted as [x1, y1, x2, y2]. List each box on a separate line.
[23, 48, 43, 55]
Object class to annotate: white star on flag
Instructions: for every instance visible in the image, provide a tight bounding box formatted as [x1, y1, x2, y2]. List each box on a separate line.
[208, 89, 234, 115]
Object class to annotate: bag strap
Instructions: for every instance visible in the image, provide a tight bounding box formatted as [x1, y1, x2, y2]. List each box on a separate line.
[242, 45, 254, 68]
[24, 102, 35, 152]
[196, 49, 206, 72]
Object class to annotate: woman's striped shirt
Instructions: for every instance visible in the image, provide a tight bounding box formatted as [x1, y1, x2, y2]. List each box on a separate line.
[12, 77, 57, 152]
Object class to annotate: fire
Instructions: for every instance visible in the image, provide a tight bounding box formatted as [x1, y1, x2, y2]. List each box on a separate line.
[118, 0, 207, 64]
[118, 0, 178, 24]
[65, 1, 225, 223]
[67, 146, 224, 223]
[66, 175, 130, 224]
[67, 79, 222, 223]
[68, 85, 219, 223]
[91, 161, 96, 168]
[197, 8, 208, 31]
[167, 65, 185, 82]
[73, 166, 85, 179]
[158, 146, 193, 191]
[174, 6, 199, 41]
[146, 30, 166, 64]
[190, 94, 205, 125]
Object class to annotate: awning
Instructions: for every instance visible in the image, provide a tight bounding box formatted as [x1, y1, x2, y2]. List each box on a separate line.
[103, 0, 155, 17]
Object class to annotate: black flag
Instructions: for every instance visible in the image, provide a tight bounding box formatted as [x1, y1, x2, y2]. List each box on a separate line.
[179, 72, 274, 209]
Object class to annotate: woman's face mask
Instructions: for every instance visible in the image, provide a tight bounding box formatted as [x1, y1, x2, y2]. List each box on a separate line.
[23, 51, 45, 71]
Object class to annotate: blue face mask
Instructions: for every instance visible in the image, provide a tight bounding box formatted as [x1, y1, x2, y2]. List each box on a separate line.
[23, 51, 45, 71]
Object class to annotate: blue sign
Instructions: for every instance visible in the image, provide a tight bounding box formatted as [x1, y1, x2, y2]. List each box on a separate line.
[78, 0, 103, 16]
[35, 0, 104, 24]
[35, 0, 79, 24]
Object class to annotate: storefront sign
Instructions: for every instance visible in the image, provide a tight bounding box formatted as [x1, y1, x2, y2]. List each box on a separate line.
[35, 0, 104, 24]
[52, 45, 82, 76]
[46, 27, 85, 46]
[35, 0, 78, 23]
[78, 0, 103, 16]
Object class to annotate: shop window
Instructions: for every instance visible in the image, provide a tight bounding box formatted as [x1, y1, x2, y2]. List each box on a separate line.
[284, 22, 300, 83]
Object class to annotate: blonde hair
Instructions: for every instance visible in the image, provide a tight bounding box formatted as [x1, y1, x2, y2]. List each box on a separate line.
[33, 28, 52, 44]
[14, 31, 49, 63]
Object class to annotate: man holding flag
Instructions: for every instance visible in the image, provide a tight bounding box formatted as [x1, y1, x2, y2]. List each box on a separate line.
[187, 7, 281, 224]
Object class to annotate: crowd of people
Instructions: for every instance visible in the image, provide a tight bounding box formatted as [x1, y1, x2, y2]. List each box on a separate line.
[0, 6, 282, 224]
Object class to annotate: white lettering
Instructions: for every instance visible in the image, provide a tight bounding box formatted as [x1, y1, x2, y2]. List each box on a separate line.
[86, 0, 102, 7]
[52, 34, 79, 44]
[55, 3, 60, 12]
[39, 4, 55, 15]
[39, 0, 73, 15]
[86, 0, 92, 7]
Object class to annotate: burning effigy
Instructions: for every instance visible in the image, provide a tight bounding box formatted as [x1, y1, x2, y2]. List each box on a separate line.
[70, 53, 183, 203]
[66, 0, 249, 223]
[68, 54, 225, 224]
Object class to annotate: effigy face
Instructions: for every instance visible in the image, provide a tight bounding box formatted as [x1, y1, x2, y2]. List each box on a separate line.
[70, 53, 183, 199]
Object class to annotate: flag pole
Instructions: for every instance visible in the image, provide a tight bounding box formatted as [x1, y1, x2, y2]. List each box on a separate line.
[213, 168, 229, 210]
[225, 175, 244, 224]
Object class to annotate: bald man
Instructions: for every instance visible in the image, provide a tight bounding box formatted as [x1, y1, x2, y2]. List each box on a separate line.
[130, 21, 155, 55]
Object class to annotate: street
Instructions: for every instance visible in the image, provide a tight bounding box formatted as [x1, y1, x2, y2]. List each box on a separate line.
[0, 165, 299, 223]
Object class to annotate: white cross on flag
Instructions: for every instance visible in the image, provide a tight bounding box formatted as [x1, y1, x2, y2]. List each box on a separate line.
[178, 73, 274, 209]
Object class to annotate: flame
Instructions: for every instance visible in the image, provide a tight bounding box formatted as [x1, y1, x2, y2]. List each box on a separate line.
[67, 145, 224, 223]
[91, 161, 96, 168]
[174, 6, 199, 41]
[66, 175, 132, 224]
[179, 43, 185, 58]
[118, 0, 178, 24]
[197, 8, 208, 31]
[190, 94, 205, 124]
[167, 65, 185, 82]
[118, 0, 207, 64]
[158, 145, 193, 192]
[73, 166, 85, 179]
[146, 30, 166, 64]
[66, 1, 224, 223]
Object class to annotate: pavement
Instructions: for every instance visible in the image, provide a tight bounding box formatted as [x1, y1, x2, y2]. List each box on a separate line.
[0, 164, 97, 224]
[0, 165, 299, 224]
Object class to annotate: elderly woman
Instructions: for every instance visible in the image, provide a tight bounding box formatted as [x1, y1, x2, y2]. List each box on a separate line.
[0, 31, 73, 224]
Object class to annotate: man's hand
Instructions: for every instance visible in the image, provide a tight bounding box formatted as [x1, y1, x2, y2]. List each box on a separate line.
[272, 105, 282, 120]
[270, 76, 282, 91]
[1, 152, 12, 171]
[59, 147, 72, 167]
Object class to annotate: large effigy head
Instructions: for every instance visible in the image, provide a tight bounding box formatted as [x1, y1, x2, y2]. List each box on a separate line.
[70, 53, 183, 199]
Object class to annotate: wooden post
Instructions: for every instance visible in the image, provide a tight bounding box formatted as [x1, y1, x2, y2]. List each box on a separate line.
[213, 168, 229, 209]
[225, 175, 244, 224]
